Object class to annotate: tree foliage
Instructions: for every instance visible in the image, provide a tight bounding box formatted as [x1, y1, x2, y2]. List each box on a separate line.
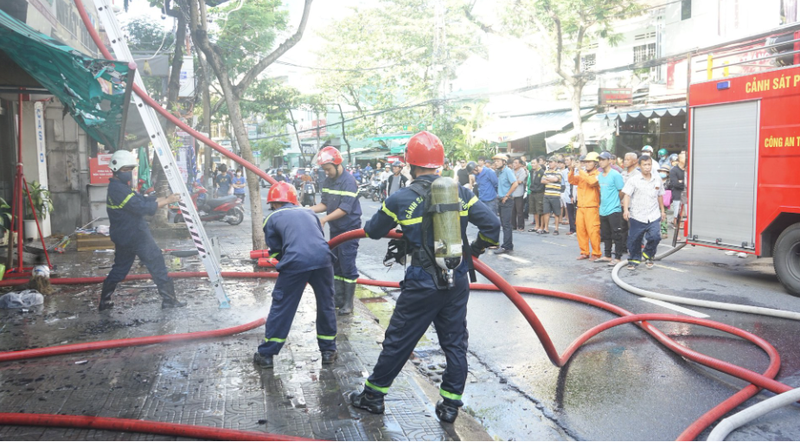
[314, 0, 486, 145]
[125, 18, 176, 52]
[499, 0, 643, 154]
[184, 0, 313, 249]
[208, 0, 289, 81]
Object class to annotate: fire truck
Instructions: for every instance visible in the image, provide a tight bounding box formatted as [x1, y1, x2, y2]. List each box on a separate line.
[686, 32, 800, 296]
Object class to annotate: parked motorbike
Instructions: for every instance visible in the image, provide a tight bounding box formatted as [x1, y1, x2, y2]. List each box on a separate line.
[358, 182, 382, 202]
[171, 183, 244, 225]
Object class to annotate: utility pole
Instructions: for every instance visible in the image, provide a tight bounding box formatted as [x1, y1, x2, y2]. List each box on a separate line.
[432, 0, 446, 118]
[315, 109, 320, 166]
[199, 0, 213, 185]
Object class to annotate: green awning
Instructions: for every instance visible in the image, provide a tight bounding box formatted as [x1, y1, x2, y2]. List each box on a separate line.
[0, 10, 134, 150]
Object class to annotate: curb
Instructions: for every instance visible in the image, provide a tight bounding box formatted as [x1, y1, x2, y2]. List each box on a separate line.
[353, 297, 493, 441]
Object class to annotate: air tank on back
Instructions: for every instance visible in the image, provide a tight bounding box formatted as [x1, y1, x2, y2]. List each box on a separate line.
[431, 176, 462, 274]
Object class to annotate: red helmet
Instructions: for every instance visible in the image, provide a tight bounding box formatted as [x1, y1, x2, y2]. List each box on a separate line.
[405, 131, 444, 168]
[267, 182, 298, 205]
[317, 146, 343, 166]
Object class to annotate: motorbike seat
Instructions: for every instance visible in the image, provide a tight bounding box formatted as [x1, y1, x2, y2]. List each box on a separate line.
[206, 195, 237, 209]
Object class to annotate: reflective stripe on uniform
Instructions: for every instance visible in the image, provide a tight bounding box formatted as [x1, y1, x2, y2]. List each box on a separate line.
[479, 232, 499, 245]
[380, 202, 399, 223]
[365, 380, 390, 394]
[439, 388, 462, 401]
[322, 188, 358, 197]
[460, 196, 479, 216]
[264, 337, 286, 343]
[333, 275, 358, 284]
[398, 217, 422, 226]
[107, 193, 134, 210]
[316, 334, 336, 341]
[464, 195, 479, 209]
[263, 206, 307, 227]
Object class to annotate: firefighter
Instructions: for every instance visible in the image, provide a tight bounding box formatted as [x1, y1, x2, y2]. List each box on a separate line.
[349, 131, 500, 423]
[252, 182, 338, 369]
[309, 146, 362, 315]
[99, 150, 186, 311]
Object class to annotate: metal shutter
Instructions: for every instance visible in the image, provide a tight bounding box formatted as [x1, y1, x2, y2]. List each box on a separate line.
[688, 101, 758, 249]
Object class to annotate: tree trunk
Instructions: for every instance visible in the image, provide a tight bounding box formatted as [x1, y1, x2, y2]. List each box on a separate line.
[184, 0, 313, 250]
[570, 80, 587, 155]
[151, 17, 187, 226]
[227, 96, 266, 250]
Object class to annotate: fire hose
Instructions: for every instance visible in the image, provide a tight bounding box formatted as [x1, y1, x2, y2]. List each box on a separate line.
[610, 243, 800, 321]
[1, 229, 797, 440]
[0, 0, 775, 438]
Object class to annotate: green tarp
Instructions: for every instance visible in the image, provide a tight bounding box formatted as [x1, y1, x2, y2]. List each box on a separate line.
[0, 9, 133, 150]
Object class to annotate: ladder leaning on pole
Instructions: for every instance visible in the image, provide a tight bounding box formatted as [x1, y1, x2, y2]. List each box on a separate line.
[92, 0, 231, 308]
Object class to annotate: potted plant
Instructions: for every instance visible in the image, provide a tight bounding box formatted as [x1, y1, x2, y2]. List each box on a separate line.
[22, 181, 53, 241]
[0, 197, 11, 246]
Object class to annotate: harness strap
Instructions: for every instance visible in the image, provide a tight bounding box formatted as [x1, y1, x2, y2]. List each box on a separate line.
[428, 202, 461, 214]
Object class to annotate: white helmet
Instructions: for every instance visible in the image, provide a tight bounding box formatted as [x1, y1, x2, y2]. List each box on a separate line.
[109, 150, 138, 172]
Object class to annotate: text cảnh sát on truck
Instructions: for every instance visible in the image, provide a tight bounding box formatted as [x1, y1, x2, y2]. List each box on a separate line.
[686, 29, 800, 296]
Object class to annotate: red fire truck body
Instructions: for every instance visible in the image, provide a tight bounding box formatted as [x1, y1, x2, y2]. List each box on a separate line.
[687, 64, 800, 295]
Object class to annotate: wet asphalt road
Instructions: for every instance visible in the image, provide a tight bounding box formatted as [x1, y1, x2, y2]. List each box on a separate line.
[246, 185, 800, 440]
[339, 193, 800, 441]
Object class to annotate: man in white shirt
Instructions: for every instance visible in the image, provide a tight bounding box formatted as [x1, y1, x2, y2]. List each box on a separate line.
[622, 155, 666, 270]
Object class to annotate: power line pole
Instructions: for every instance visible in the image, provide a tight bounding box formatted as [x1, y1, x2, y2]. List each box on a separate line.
[199, 0, 213, 185]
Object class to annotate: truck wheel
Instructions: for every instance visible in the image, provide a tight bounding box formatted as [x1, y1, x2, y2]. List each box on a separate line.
[774, 222, 800, 296]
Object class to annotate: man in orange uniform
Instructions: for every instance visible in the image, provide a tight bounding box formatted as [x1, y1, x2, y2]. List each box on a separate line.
[568, 152, 602, 260]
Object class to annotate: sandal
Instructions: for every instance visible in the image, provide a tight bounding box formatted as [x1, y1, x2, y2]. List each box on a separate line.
[539, 230, 548, 234]
[528, 228, 538, 232]
[552, 231, 559, 235]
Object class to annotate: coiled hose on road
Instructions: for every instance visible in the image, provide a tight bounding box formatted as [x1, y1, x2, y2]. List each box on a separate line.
[611, 243, 800, 321]
[0, 229, 796, 440]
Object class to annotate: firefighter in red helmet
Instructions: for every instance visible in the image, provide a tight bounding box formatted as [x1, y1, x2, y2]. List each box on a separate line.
[253, 182, 338, 370]
[309, 145, 363, 315]
[349, 131, 500, 423]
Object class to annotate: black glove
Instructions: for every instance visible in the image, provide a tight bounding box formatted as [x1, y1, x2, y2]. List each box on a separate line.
[470, 241, 486, 257]
[470, 236, 494, 257]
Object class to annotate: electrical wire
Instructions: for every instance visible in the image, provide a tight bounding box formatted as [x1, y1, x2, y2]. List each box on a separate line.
[136, 18, 176, 61]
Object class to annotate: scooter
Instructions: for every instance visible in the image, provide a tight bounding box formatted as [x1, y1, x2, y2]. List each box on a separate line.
[358, 181, 383, 202]
[171, 183, 244, 226]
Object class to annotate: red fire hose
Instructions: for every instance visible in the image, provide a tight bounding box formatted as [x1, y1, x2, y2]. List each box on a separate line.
[1, 230, 794, 440]
[0, 413, 310, 441]
[6, 2, 786, 438]
[329, 230, 794, 441]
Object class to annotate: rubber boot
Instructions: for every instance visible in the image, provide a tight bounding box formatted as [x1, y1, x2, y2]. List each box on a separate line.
[159, 280, 187, 309]
[333, 278, 346, 309]
[435, 399, 459, 423]
[349, 389, 385, 414]
[98, 287, 115, 311]
[321, 351, 337, 365]
[339, 281, 356, 315]
[253, 352, 274, 369]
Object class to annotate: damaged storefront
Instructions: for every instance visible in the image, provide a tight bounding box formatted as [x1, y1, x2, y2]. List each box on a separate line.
[0, 5, 133, 239]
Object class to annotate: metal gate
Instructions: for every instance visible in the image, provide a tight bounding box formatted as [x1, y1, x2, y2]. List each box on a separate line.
[688, 100, 759, 250]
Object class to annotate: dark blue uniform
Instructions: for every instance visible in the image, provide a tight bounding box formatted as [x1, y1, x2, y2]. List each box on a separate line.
[101, 177, 171, 296]
[257, 204, 337, 357]
[320, 169, 362, 311]
[362, 174, 500, 406]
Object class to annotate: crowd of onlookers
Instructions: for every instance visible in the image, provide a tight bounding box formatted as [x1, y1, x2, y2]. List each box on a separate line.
[222, 144, 687, 270]
[443, 145, 687, 270]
